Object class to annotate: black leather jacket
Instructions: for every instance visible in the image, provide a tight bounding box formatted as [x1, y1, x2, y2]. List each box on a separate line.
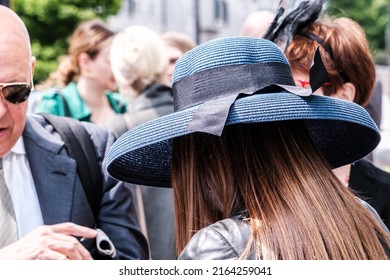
[178, 199, 388, 260]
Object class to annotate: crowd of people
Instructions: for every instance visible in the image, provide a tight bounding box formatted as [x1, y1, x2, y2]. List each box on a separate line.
[1, 1, 389, 260]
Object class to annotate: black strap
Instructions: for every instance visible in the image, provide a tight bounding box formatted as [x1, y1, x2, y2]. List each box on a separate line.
[297, 30, 334, 60]
[39, 113, 102, 217]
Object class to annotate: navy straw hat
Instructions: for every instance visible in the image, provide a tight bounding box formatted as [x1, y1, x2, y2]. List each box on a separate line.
[106, 37, 380, 187]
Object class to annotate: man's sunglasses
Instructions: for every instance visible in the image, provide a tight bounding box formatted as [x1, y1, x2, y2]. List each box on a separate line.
[0, 82, 32, 104]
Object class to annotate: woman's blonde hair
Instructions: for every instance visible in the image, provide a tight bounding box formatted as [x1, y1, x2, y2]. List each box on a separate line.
[285, 16, 376, 106]
[172, 121, 390, 259]
[110, 25, 168, 95]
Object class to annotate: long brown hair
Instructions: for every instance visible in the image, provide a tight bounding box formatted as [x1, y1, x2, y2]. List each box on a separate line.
[285, 16, 376, 106]
[172, 121, 390, 259]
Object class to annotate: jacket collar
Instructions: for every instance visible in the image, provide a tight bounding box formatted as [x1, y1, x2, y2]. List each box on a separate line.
[22, 115, 77, 224]
[61, 82, 92, 121]
[62, 82, 126, 120]
[130, 83, 173, 112]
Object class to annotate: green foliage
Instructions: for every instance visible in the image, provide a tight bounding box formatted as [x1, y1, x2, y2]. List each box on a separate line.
[13, 0, 121, 84]
[326, 0, 388, 64]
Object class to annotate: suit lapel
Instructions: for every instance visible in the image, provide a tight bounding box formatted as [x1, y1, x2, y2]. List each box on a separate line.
[23, 116, 77, 224]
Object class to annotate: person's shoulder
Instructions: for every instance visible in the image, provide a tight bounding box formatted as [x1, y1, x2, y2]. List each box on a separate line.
[209, 215, 251, 234]
[106, 91, 124, 100]
[31, 87, 67, 115]
[40, 87, 61, 96]
[30, 113, 113, 146]
[103, 114, 128, 138]
[33, 87, 66, 103]
[351, 159, 390, 187]
[81, 120, 112, 141]
[106, 91, 128, 113]
[143, 83, 173, 98]
[178, 215, 251, 260]
[81, 121, 118, 157]
[356, 196, 389, 232]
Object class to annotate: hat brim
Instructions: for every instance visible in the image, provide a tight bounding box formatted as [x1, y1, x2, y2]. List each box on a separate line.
[106, 93, 380, 187]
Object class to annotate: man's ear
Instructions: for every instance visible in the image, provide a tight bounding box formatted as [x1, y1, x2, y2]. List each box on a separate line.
[31, 56, 36, 74]
[30, 56, 36, 87]
[334, 82, 355, 102]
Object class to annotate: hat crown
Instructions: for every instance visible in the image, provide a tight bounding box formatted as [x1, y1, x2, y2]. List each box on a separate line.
[173, 37, 290, 84]
[171, 37, 296, 115]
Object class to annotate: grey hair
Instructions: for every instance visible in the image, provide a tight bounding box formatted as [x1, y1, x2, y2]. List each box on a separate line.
[110, 25, 168, 95]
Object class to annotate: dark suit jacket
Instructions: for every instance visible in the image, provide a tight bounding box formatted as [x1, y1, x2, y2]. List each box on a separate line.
[22, 114, 149, 259]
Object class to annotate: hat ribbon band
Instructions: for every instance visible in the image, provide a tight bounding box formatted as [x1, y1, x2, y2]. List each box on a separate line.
[173, 51, 327, 136]
[173, 62, 295, 111]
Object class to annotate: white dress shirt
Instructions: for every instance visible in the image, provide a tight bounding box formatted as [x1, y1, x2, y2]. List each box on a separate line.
[3, 136, 43, 238]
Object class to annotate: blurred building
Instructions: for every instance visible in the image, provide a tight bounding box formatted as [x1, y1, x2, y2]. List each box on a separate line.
[107, 0, 280, 44]
[374, 65, 390, 172]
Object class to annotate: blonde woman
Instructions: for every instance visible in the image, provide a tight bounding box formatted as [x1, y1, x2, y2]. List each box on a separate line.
[108, 25, 175, 260]
[108, 25, 172, 137]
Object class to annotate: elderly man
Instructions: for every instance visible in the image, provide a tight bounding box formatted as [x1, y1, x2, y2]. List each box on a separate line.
[0, 5, 148, 260]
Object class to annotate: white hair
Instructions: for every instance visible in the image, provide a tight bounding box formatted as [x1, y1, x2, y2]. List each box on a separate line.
[110, 25, 168, 95]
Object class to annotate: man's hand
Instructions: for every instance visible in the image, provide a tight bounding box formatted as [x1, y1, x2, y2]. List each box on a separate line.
[0, 222, 97, 260]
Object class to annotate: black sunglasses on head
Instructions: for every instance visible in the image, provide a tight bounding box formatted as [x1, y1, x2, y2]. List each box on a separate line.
[0, 82, 32, 104]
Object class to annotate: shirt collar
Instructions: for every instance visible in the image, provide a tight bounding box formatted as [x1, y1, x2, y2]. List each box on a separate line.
[10, 136, 26, 155]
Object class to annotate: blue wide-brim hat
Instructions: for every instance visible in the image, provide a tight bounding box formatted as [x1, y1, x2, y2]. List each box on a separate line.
[106, 37, 380, 187]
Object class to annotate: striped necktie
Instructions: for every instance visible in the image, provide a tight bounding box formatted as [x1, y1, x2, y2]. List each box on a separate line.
[0, 159, 18, 248]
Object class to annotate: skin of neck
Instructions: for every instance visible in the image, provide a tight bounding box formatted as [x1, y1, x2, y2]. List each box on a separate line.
[77, 76, 108, 107]
[332, 164, 351, 187]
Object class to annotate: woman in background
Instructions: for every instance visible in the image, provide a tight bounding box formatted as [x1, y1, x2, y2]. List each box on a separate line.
[107, 25, 173, 137]
[108, 25, 176, 260]
[161, 31, 196, 86]
[284, 16, 390, 229]
[34, 19, 126, 126]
